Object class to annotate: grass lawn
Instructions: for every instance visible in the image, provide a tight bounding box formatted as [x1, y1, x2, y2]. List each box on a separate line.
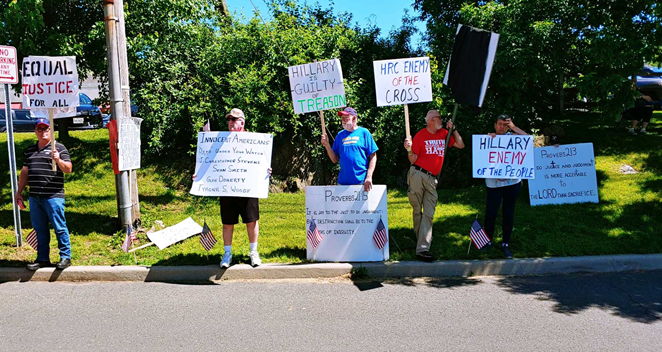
[1, 111, 660, 266]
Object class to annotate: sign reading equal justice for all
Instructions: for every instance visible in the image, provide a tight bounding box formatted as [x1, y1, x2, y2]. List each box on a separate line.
[373, 57, 432, 107]
[21, 56, 79, 117]
[191, 131, 273, 198]
[472, 134, 535, 179]
[288, 59, 346, 114]
[305, 185, 389, 262]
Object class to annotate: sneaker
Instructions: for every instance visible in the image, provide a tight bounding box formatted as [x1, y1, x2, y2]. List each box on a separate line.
[639, 129, 648, 135]
[628, 128, 637, 135]
[480, 242, 493, 251]
[220, 252, 232, 268]
[502, 244, 513, 259]
[415, 251, 435, 262]
[249, 251, 262, 267]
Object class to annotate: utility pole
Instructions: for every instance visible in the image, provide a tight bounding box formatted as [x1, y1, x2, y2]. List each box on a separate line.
[103, 0, 134, 230]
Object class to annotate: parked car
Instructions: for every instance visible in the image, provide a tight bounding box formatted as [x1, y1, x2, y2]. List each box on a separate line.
[0, 109, 38, 132]
[53, 93, 103, 129]
[636, 65, 662, 102]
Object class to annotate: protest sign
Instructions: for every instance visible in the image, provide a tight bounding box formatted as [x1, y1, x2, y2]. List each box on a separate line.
[21, 56, 79, 118]
[118, 117, 142, 171]
[146, 217, 203, 250]
[373, 57, 432, 107]
[528, 143, 599, 206]
[305, 185, 389, 262]
[191, 131, 273, 198]
[472, 134, 535, 179]
[288, 59, 346, 114]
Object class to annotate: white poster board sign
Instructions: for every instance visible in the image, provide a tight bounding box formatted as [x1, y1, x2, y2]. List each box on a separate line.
[146, 217, 203, 250]
[118, 117, 142, 171]
[288, 59, 346, 114]
[305, 185, 389, 262]
[472, 134, 535, 179]
[21, 56, 79, 118]
[0, 45, 18, 84]
[373, 57, 432, 107]
[191, 131, 273, 198]
[528, 143, 599, 205]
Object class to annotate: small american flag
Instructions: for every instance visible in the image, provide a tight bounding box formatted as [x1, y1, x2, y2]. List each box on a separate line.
[469, 219, 491, 249]
[202, 120, 210, 132]
[25, 229, 38, 250]
[307, 219, 323, 249]
[199, 221, 217, 252]
[373, 218, 388, 249]
[121, 225, 137, 252]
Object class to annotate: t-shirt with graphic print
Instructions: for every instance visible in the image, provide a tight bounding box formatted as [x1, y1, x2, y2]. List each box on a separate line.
[412, 128, 455, 176]
[332, 127, 379, 185]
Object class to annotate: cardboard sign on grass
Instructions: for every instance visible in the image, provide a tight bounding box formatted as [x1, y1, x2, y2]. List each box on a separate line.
[288, 59, 346, 114]
[191, 131, 273, 198]
[472, 134, 535, 179]
[146, 217, 203, 250]
[373, 57, 432, 107]
[21, 56, 79, 118]
[528, 143, 599, 205]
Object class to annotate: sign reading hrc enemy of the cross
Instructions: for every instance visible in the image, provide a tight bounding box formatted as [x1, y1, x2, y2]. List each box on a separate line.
[191, 131, 273, 198]
[21, 56, 79, 117]
[288, 59, 346, 114]
[528, 143, 599, 206]
[472, 134, 535, 179]
[0, 45, 18, 84]
[373, 57, 432, 107]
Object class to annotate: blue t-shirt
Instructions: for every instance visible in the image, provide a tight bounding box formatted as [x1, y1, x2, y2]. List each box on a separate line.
[332, 127, 379, 185]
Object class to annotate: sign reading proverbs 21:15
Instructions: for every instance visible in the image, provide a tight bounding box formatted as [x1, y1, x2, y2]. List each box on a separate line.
[288, 59, 346, 114]
[190, 132, 273, 199]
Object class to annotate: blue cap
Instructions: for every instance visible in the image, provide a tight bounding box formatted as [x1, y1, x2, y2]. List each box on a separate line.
[35, 118, 50, 128]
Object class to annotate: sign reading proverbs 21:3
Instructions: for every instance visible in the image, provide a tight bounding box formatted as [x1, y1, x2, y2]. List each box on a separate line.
[190, 132, 273, 199]
[288, 59, 346, 114]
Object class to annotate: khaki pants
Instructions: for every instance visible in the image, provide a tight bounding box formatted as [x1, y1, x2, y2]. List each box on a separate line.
[407, 166, 438, 253]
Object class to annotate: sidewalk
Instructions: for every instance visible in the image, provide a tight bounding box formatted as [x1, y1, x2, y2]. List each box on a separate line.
[1, 254, 661, 283]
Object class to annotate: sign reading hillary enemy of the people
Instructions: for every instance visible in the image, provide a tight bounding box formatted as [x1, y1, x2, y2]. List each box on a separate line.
[528, 143, 599, 206]
[191, 131, 273, 198]
[288, 59, 346, 114]
[21, 56, 79, 117]
[472, 135, 535, 179]
[305, 185, 389, 262]
[373, 57, 432, 107]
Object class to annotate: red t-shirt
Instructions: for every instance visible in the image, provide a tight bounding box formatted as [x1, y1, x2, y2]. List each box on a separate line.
[412, 128, 455, 176]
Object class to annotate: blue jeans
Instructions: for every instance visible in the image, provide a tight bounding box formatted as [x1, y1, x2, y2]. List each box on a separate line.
[29, 197, 71, 262]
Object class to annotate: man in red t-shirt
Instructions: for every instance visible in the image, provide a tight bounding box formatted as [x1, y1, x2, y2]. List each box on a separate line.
[403, 110, 465, 261]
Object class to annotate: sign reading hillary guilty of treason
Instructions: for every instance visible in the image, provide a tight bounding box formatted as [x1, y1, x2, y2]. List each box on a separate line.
[21, 56, 79, 113]
[288, 59, 346, 114]
[373, 57, 432, 107]
[472, 134, 535, 179]
[191, 131, 273, 198]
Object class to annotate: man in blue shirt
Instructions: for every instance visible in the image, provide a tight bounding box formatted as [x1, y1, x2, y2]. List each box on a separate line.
[321, 107, 378, 191]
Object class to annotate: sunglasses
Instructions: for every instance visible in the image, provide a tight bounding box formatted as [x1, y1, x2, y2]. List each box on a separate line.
[35, 127, 50, 132]
[227, 117, 240, 122]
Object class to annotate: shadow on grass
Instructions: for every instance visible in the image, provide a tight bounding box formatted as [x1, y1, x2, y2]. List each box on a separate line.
[0, 210, 116, 237]
[496, 270, 662, 324]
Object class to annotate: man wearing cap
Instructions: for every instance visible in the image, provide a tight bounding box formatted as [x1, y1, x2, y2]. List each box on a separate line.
[320, 107, 378, 192]
[193, 108, 267, 268]
[15, 118, 73, 270]
[403, 110, 464, 262]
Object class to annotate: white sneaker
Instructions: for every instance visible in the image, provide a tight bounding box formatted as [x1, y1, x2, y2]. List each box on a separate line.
[249, 251, 262, 267]
[220, 252, 232, 268]
[640, 129, 648, 135]
[628, 128, 637, 135]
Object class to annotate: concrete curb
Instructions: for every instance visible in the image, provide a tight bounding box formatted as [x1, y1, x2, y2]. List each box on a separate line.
[1, 254, 661, 283]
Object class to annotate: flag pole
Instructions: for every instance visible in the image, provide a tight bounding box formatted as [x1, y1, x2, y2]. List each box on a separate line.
[438, 103, 459, 183]
[320, 110, 326, 138]
[467, 238, 472, 255]
[128, 241, 154, 252]
[404, 104, 411, 150]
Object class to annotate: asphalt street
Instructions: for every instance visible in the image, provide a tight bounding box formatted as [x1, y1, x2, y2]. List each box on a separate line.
[1, 270, 660, 352]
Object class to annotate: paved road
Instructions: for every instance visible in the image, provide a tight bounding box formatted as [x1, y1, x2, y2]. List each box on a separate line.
[1, 271, 660, 352]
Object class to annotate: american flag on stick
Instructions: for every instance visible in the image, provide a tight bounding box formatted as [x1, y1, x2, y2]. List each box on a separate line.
[199, 221, 217, 252]
[307, 219, 323, 249]
[373, 218, 388, 249]
[25, 229, 38, 250]
[469, 219, 491, 250]
[121, 225, 137, 252]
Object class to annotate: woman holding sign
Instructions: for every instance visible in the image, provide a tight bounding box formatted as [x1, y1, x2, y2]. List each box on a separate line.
[483, 115, 527, 259]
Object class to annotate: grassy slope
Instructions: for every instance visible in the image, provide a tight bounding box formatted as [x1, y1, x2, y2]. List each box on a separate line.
[0, 112, 660, 266]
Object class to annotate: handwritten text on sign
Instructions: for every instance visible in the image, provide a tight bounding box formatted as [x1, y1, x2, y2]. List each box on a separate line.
[528, 143, 599, 205]
[373, 57, 432, 107]
[288, 59, 346, 114]
[191, 132, 273, 198]
[118, 117, 142, 171]
[146, 217, 203, 250]
[21, 56, 79, 110]
[472, 135, 535, 179]
[305, 185, 389, 262]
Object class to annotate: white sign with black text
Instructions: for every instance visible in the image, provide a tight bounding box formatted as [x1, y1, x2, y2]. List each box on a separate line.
[191, 131, 273, 198]
[146, 217, 203, 250]
[118, 117, 142, 171]
[472, 134, 535, 179]
[288, 59, 346, 114]
[305, 185, 389, 262]
[373, 57, 432, 107]
[528, 143, 599, 206]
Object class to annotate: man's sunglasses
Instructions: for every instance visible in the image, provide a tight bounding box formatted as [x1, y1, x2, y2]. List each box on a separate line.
[35, 127, 50, 132]
[227, 117, 240, 122]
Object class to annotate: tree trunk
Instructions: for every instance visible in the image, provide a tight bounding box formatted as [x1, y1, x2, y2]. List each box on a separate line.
[58, 119, 70, 139]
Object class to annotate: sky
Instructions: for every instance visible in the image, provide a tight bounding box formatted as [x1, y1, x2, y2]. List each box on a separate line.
[228, 0, 426, 47]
